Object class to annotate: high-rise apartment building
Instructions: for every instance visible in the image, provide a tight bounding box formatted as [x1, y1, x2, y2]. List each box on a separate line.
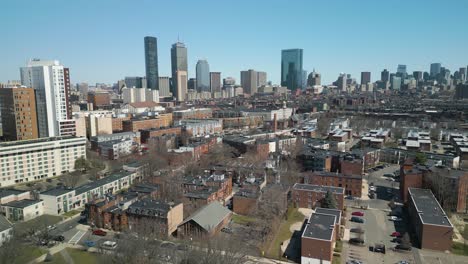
[381, 69, 390, 82]
[76, 83, 88, 101]
[210, 72, 221, 94]
[196, 60, 210, 92]
[307, 70, 321, 86]
[256, 71, 267, 87]
[430, 63, 441, 77]
[144, 36, 158, 90]
[171, 42, 188, 101]
[0, 88, 39, 141]
[360, 72, 371, 85]
[158, 77, 170, 97]
[281, 49, 303, 90]
[241, 69, 257, 95]
[20, 59, 73, 138]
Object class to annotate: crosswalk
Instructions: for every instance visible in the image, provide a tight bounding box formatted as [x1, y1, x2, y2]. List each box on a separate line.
[68, 230, 86, 245]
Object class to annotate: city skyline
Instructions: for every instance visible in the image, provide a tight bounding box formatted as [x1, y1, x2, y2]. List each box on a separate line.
[2, 0, 468, 85]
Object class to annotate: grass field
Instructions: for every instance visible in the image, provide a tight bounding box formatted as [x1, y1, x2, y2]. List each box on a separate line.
[231, 214, 256, 225]
[452, 242, 468, 256]
[66, 248, 100, 264]
[14, 215, 62, 236]
[13, 245, 46, 264]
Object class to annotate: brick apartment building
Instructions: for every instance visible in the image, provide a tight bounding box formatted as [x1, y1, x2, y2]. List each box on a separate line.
[112, 116, 131, 132]
[88, 91, 111, 109]
[407, 188, 453, 251]
[140, 127, 182, 143]
[292, 183, 345, 210]
[122, 114, 173, 132]
[232, 188, 259, 215]
[301, 210, 338, 263]
[303, 171, 363, 198]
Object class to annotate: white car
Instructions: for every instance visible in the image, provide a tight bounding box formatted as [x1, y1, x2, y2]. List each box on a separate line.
[390, 216, 402, 221]
[369, 186, 376, 191]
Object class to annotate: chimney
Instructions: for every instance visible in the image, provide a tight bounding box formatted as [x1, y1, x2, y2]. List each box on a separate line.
[273, 113, 278, 132]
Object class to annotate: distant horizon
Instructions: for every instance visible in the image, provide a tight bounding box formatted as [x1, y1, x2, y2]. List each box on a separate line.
[2, 0, 468, 85]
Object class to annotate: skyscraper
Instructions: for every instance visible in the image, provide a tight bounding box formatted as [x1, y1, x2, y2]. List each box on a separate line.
[158, 77, 170, 97]
[256, 71, 267, 87]
[210, 72, 221, 94]
[397, 65, 407, 79]
[125, 76, 144, 88]
[381, 69, 390, 82]
[188, 78, 197, 91]
[430, 63, 441, 77]
[171, 42, 188, 101]
[20, 59, 73, 137]
[0, 88, 39, 141]
[413, 71, 423, 82]
[336, 73, 347, 91]
[361, 72, 371, 85]
[458, 67, 466, 81]
[391, 76, 401, 90]
[241, 69, 257, 95]
[307, 70, 321, 86]
[196, 59, 210, 92]
[76, 82, 88, 101]
[281, 49, 303, 90]
[144, 36, 158, 90]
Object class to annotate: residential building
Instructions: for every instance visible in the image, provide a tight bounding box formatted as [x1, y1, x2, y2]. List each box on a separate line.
[196, 60, 210, 92]
[301, 211, 337, 264]
[144, 36, 159, 90]
[303, 172, 362, 198]
[0, 87, 39, 141]
[240, 69, 257, 95]
[122, 114, 173, 132]
[20, 59, 73, 137]
[232, 188, 259, 215]
[178, 202, 232, 238]
[76, 83, 89, 101]
[90, 132, 140, 151]
[0, 189, 31, 206]
[73, 110, 113, 138]
[88, 91, 111, 109]
[173, 108, 213, 120]
[292, 183, 345, 210]
[281, 49, 303, 90]
[178, 119, 222, 137]
[0, 136, 86, 187]
[1, 199, 43, 222]
[97, 138, 134, 160]
[407, 188, 453, 251]
[0, 215, 12, 246]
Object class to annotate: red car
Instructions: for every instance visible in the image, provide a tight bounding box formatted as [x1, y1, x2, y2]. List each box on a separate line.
[92, 229, 107, 236]
[352, 211, 364, 216]
[391, 231, 401, 237]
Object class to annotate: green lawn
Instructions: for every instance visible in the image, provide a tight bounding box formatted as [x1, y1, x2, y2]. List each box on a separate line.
[43, 252, 66, 264]
[452, 242, 468, 256]
[332, 255, 342, 264]
[13, 245, 46, 264]
[334, 240, 343, 253]
[232, 214, 256, 225]
[266, 207, 305, 259]
[66, 248, 100, 264]
[63, 209, 81, 218]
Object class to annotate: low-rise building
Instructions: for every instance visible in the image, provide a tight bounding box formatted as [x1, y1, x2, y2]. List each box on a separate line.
[178, 119, 223, 137]
[0, 215, 12, 246]
[303, 172, 362, 198]
[301, 210, 337, 264]
[0, 189, 31, 206]
[173, 108, 213, 120]
[407, 188, 453, 251]
[1, 199, 44, 222]
[178, 202, 232, 238]
[232, 188, 259, 215]
[97, 138, 135, 160]
[90, 131, 140, 151]
[292, 183, 345, 210]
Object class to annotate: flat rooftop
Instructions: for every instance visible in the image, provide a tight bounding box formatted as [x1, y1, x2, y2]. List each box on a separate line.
[0, 136, 79, 147]
[408, 188, 452, 227]
[293, 183, 344, 194]
[302, 213, 336, 240]
[315, 207, 341, 225]
[0, 189, 29, 199]
[3, 199, 42, 208]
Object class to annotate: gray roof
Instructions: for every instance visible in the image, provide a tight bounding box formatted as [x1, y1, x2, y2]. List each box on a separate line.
[182, 202, 232, 232]
[75, 171, 133, 195]
[0, 215, 12, 232]
[408, 188, 452, 227]
[41, 187, 74, 197]
[293, 183, 345, 194]
[315, 208, 341, 225]
[302, 213, 336, 240]
[0, 189, 28, 199]
[3, 199, 42, 209]
[126, 199, 175, 217]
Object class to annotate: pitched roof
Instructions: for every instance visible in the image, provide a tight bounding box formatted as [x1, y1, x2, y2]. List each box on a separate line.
[0, 215, 12, 232]
[129, 101, 158, 108]
[182, 202, 231, 232]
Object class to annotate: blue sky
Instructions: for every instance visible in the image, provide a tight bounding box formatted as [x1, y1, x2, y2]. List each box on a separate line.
[2, 0, 468, 85]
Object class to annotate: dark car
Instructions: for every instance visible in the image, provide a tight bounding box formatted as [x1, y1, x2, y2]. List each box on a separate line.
[351, 216, 365, 223]
[92, 229, 107, 236]
[349, 238, 365, 245]
[350, 228, 365, 234]
[374, 243, 386, 254]
[53, 235, 65, 242]
[395, 244, 412, 251]
[392, 237, 402, 243]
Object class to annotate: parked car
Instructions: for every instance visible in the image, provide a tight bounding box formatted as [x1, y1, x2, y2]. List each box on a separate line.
[390, 216, 402, 221]
[101, 241, 117, 249]
[84, 240, 96, 247]
[369, 186, 376, 192]
[383, 173, 395, 177]
[392, 238, 402, 243]
[395, 244, 412, 251]
[391, 231, 401, 237]
[349, 238, 365, 245]
[47, 225, 57, 231]
[352, 211, 364, 216]
[351, 217, 365, 223]
[93, 229, 107, 236]
[373, 243, 386, 254]
[346, 260, 363, 264]
[53, 235, 65, 242]
[350, 228, 365, 234]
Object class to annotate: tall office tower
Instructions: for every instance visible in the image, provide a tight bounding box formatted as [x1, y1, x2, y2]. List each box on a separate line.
[240, 69, 257, 95]
[256, 71, 267, 87]
[76, 82, 89, 101]
[171, 42, 188, 101]
[281, 49, 303, 90]
[413, 71, 423, 82]
[158, 77, 170, 97]
[360, 72, 371, 85]
[391, 76, 401, 90]
[210, 72, 221, 94]
[459, 67, 466, 81]
[20, 59, 73, 138]
[301, 70, 308, 89]
[223, 77, 236, 86]
[195, 59, 210, 92]
[397, 64, 407, 75]
[174, 71, 188, 101]
[144, 36, 158, 90]
[430, 63, 441, 77]
[125, 76, 144, 88]
[0, 88, 39, 141]
[336, 73, 347, 90]
[381, 69, 390, 82]
[188, 78, 197, 91]
[307, 70, 321, 86]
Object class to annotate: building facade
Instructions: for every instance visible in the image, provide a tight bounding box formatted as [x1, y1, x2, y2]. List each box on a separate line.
[281, 49, 303, 90]
[144, 36, 159, 90]
[171, 42, 188, 101]
[196, 60, 210, 92]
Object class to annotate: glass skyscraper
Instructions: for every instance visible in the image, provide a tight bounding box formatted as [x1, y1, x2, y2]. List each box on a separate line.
[144, 36, 158, 90]
[196, 59, 210, 92]
[171, 42, 188, 101]
[281, 49, 303, 90]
